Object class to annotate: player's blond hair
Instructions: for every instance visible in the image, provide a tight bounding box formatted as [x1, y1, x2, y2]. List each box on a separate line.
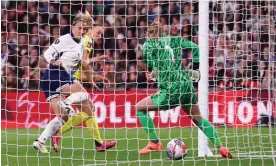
[83, 10, 95, 28]
[147, 19, 163, 39]
[72, 11, 87, 26]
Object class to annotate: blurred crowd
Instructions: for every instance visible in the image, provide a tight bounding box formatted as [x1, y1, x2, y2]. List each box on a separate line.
[1, 1, 276, 91]
[209, 1, 276, 90]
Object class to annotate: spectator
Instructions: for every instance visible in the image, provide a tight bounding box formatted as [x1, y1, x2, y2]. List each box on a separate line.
[181, 3, 193, 24]
[116, 71, 127, 89]
[261, 60, 276, 90]
[1, 45, 8, 73]
[216, 68, 233, 89]
[234, 56, 247, 89]
[3, 65, 17, 90]
[105, 63, 116, 88]
[1, 1, 276, 91]
[126, 64, 137, 90]
[60, 15, 70, 35]
[106, 6, 115, 25]
[171, 16, 181, 36]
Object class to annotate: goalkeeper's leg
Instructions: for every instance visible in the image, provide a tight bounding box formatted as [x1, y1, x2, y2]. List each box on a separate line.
[135, 96, 163, 155]
[182, 104, 233, 159]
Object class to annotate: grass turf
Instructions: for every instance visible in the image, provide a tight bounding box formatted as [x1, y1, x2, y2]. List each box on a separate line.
[2, 127, 276, 166]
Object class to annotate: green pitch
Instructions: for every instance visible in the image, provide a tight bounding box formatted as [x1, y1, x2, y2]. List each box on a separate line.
[2, 127, 276, 166]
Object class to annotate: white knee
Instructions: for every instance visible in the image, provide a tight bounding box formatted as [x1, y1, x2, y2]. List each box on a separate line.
[64, 92, 89, 104]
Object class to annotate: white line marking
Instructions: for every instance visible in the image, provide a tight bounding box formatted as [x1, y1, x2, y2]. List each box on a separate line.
[80, 159, 164, 166]
[80, 154, 276, 166]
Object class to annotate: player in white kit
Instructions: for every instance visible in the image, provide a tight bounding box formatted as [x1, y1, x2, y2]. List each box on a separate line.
[33, 13, 97, 153]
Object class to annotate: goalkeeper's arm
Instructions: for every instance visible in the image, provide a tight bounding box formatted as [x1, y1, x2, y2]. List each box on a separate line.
[180, 38, 201, 82]
[188, 58, 200, 82]
[187, 69, 200, 82]
[144, 66, 157, 82]
[144, 67, 200, 83]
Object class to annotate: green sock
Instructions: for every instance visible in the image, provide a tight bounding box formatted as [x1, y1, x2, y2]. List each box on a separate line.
[196, 118, 222, 148]
[137, 111, 158, 142]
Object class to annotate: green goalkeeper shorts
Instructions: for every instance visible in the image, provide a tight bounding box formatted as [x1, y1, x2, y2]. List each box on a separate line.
[151, 82, 198, 110]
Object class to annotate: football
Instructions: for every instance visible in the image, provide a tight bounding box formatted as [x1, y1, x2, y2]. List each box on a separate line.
[166, 139, 187, 160]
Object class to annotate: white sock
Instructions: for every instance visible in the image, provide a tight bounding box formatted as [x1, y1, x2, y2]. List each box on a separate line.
[64, 92, 88, 105]
[37, 117, 65, 144]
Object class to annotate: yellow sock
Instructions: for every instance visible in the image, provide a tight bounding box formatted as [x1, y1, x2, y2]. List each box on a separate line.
[57, 112, 89, 136]
[85, 112, 104, 145]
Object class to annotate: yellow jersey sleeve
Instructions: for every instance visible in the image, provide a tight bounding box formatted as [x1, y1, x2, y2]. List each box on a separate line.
[83, 35, 93, 55]
[73, 35, 93, 80]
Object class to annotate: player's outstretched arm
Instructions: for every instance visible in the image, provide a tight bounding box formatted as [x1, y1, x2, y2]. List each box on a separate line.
[81, 50, 100, 90]
[89, 55, 109, 64]
[79, 73, 110, 88]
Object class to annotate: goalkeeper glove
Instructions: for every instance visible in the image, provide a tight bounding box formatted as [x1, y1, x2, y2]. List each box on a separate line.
[148, 71, 157, 82]
[188, 70, 200, 82]
[145, 67, 157, 82]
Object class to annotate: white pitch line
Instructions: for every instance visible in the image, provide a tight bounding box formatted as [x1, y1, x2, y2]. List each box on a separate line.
[213, 154, 276, 158]
[80, 159, 164, 166]
[80, 154, 276, 166]
[236, 155, 276, 158]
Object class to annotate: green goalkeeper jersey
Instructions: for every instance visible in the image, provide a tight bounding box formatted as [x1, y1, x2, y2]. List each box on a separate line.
[142, 35, 199, 89]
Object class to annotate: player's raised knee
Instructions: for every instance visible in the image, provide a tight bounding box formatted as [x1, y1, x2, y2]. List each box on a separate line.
[76, 92, 89, 101]
[64, 92, 89, 104]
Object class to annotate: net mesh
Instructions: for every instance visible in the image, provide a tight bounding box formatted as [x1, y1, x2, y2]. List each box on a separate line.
[1, 1, 276, 166]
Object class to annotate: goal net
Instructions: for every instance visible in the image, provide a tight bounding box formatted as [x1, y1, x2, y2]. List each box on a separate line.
[1, 0, 276, 166]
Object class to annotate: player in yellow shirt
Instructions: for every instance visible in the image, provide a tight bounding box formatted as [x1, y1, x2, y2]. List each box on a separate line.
[51, 11, 116, 152]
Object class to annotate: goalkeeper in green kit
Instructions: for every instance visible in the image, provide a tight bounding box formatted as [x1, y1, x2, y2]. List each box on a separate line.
[136, 20, 232, 158]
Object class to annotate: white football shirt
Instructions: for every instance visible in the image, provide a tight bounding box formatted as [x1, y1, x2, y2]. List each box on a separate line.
[50, 34, 83, 73]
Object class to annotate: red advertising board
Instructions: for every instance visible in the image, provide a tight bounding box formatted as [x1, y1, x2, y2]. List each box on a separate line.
[1, 90, 275, 128]
[208, 90, 275, 127]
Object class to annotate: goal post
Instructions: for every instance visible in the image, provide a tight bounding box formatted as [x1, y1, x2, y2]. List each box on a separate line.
[198, 0, 213, 157]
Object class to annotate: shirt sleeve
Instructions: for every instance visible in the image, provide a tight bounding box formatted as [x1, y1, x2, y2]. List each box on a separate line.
[43, 46, 56, 63]
[44, 35, 68, 63]
[83, 36, 93, 53]
[51, 35, 72, 54]
[180, 38, 200, 63]
[51, 37, 64, 54]
[142, 41, 154, 68]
